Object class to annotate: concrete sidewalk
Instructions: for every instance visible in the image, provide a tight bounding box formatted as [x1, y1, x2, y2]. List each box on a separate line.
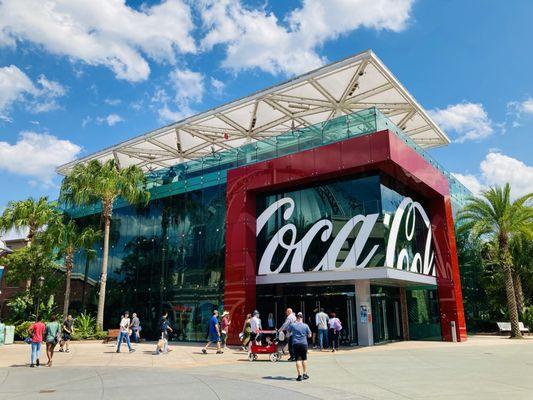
[1, 336, 532, 399]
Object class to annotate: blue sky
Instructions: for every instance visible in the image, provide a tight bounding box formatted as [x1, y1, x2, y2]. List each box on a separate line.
[0, 0, 532, 211]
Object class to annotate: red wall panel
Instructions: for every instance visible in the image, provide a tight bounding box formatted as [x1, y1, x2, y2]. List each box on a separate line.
[224, 129, 466, 344]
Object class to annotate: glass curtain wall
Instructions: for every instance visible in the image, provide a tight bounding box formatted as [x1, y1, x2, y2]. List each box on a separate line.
[73, 184, 226, 340]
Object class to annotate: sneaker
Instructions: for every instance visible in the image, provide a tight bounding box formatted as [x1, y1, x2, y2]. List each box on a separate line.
[30, 364, 35, 368]
[129, 349, 136, 353]
[58, 348, 64, 352]
[216, 350, 223, 354]
[65, 349, 70, 353]
[303, 373, 309, 380]
[202, 349, 207, 354]
[296, 375, 303, 381]
[36, 359, 40, 367]
[116, 350, 120, 353]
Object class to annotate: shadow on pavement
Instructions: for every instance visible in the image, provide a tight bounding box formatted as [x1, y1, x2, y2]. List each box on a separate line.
[263, 376, 295, 381]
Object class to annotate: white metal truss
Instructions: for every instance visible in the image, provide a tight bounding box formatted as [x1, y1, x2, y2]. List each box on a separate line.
[57, 50, 450, 175]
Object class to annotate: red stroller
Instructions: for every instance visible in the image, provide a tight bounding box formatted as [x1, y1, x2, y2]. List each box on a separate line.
[248, 330, 283, 362]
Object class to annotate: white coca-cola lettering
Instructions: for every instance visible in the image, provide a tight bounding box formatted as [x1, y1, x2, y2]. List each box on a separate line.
[384, 197, 435, 276]
[256, 196, 435, 277]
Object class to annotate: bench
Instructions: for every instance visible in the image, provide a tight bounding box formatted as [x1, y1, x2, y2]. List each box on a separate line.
[496, 322, 530, 335]
[104, 328, 120, 343]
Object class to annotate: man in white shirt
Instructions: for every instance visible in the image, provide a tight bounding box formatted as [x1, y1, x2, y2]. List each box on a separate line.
[116, 311, 135, 353]
[315, 308, 329, 351]
[279, 308, 297, 361]
[250, 310, 262, 344]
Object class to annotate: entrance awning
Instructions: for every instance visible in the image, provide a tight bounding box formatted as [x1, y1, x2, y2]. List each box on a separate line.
[255, 267, 437, 287]
[57, 50, 449, 175]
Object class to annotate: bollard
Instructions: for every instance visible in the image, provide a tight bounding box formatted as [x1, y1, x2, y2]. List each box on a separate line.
[451, 321, 457, 343]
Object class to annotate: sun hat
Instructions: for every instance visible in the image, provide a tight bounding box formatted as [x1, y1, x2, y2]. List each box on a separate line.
[221, 311, 229, 317]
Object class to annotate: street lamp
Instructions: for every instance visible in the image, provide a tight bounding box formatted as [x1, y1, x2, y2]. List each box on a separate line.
[35, 276, 45, 319]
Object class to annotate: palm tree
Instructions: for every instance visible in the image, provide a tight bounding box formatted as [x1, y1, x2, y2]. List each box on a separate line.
[0, 197, 57, 289]
[60, 159, 149, 330]
[44, 214, 100, 318]
[510, 234, 533, 317]
[458, 184, 532, 338]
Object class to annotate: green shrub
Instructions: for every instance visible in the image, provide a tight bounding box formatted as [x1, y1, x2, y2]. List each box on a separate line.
[94, 331, 108, 340]
[15, 321, 33, 340]
[74, 313, 96, 338]
[523, 306, 533, 331]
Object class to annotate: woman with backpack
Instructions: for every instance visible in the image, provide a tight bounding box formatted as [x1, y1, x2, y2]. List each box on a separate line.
[45, 315, 61, 367]
[328, 312, 342, 352]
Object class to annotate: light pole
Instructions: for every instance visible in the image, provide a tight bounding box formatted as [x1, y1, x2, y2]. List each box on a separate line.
[35, 276, 45, 319]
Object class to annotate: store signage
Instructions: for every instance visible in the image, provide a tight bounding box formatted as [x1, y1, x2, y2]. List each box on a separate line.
[256, 197, 435, 276]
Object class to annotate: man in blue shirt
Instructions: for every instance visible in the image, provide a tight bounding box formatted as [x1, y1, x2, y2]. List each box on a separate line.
[202, 310, 223, 354]
[288, 312, 312, 381]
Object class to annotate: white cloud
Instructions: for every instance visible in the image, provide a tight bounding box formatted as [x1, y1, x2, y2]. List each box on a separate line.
[0, 65, 66, 120]
[97, 113, 124, 126]
[210, 77, 225, 95]
[0, 0, 196, 82]
[0, 65, 35, 120]
[506, 97, 533, 127]
[429, 102, 494, 143]
[104, 98, 121, 106]
[198, 0, 414, 75]
[453, 152, 533, 198]
[0, 131, 81, 186]
[153, 68, 205, 122]
[171, 69, 204, 104]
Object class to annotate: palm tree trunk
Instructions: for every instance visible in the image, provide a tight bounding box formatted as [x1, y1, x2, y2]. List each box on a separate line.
[96, 206, 111, 331]
[81, 255, 90, 312]
[513, 271, 524, 317]
[500, 238, 522, 338]
[63, 251, 73, 318]
[25, 236, 33, 291]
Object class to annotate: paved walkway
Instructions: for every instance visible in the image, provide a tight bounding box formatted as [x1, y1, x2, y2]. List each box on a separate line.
[0, 336, 532, 399]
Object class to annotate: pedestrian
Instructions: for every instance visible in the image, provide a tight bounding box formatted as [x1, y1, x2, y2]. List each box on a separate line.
[202, 310, 223, 354]
[308, 308, 318, 348]
[156, 312, 173, 355]
[28, 315, 46, 367]
[288, 312, 311, 381]
[315, 308, 329, 351]
[279, 308, 297, 361]
[59, 314, 74, 353]
[131, 312, 141, 343]
[241, 313, 252, 351]
[267, 312, 275, 330]
[44, 315, 61, 367]
[116, 311, 135, 353]
[220, 311, 231, 349]
[250, 310, 262, 345]
[328, 312, 342, 352]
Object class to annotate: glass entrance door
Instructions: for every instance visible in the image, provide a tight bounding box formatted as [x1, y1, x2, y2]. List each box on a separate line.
[371, 286, 402, 344]
[256, 284, 358, 345]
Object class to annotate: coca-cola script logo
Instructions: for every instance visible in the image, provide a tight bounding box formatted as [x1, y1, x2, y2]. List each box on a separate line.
[256, 197, 435, 276]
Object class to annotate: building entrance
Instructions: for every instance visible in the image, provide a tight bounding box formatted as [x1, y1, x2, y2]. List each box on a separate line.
[256, 284, 358, 345]
[371, 286, 402, 343]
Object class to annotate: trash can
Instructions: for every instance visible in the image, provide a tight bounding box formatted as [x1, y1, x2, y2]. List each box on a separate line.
[0, 323, 5, 345]
[4, 325, 15, 345]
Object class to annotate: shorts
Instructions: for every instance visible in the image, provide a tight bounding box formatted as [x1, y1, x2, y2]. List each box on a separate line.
[63, 333, 71, 341]
[209, 332, 221, 342]
[293, 343, 308, 361]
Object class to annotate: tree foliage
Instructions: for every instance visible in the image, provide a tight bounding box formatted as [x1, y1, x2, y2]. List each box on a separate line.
[59, 159, 149, 330]
[457, 183, 533, 337]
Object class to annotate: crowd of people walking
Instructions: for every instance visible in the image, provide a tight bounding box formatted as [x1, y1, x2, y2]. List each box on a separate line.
[27, 314, 75, 367]
[25, 305, 342, 382]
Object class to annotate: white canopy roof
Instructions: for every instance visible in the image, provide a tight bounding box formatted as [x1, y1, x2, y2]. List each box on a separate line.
[57, 50, 449, 175]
